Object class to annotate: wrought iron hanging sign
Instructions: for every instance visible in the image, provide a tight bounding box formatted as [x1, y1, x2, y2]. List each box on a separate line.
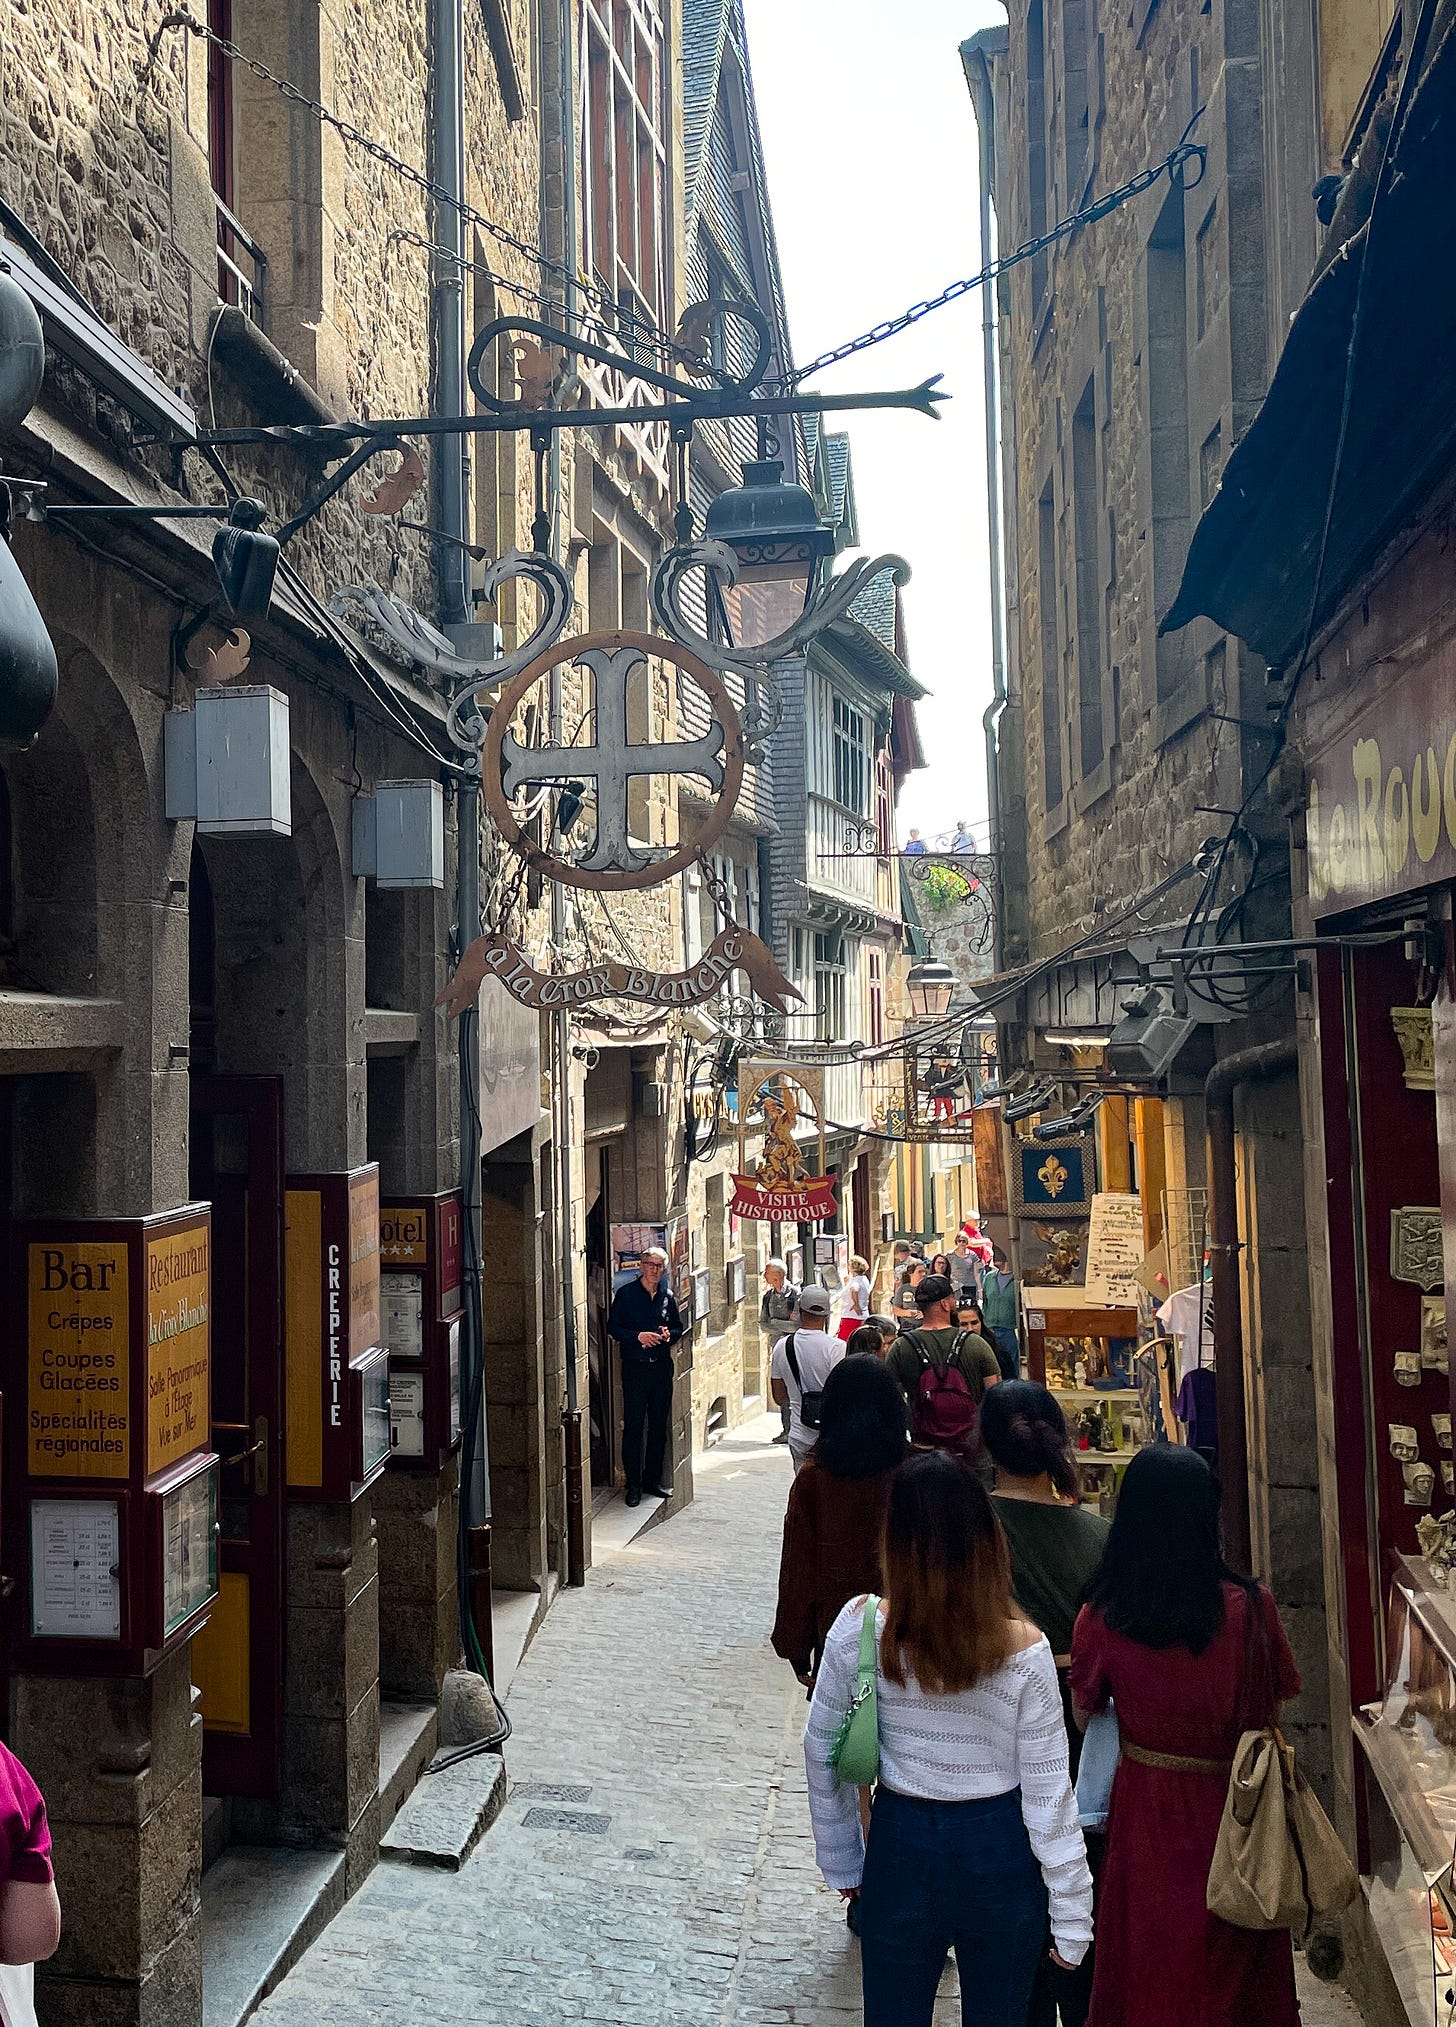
[479, 628, 745, 892]
[437, 925, 801, 1020]
[732, 1064, 837, 1225]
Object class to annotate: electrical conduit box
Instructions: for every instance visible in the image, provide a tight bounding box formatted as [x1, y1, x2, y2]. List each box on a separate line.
[283, 1167, 390, 1502]
[6, 1207, 219, 1676]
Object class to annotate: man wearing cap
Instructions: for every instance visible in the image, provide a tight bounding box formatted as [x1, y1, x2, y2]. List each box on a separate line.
[769, 1285, 844, 1472]
[607, 1245, 684, 1508]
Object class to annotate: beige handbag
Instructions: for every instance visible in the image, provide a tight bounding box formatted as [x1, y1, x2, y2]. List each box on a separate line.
[1206, 1595, 1358, 1935]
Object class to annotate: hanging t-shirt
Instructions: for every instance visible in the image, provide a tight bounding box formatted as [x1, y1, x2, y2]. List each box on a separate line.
[1157, 1283, 1215, 1381]
[1175, 1366, 1219, 1462]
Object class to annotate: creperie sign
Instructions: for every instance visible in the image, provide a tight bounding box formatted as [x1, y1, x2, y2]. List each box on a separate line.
[327, 1240, 343, 1429]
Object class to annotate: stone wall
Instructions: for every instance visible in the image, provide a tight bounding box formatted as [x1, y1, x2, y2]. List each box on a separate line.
[990, 0, 1272, 962]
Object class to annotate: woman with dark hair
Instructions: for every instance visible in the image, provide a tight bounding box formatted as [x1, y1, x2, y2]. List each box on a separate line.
[1068, 1445, 1302, 2027]
[956, 1295, 1016, 1381]
[843, 1323, 886, 1359]
[981, 1381, 1109, 1664]
[928, 1251, 954, 1281]
[982, 1382, 1109, 2027]
[770, 1357, 906, 1688]
[806, 1453, 1092, 2026]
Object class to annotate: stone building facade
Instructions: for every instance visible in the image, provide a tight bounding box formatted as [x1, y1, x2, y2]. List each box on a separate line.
[965, 0, 1329, 1800]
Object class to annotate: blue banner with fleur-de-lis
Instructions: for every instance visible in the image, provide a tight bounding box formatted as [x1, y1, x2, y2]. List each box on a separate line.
[1010, 1134, 1094, 1218]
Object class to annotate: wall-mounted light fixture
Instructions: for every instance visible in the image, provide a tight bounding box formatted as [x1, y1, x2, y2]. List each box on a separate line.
[352, 779, 445, 889]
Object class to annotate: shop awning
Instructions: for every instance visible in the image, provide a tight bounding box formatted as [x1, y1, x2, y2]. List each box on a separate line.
[1163, 14, 1456, 670]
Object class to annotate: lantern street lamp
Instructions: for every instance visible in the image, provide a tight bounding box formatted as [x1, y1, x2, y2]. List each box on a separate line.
[703, 455, 838, 649]
[906, 956, 956, 1020]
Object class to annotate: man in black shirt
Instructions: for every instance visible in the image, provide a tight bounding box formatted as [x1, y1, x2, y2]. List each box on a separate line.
[606, 1245, 684, 1506]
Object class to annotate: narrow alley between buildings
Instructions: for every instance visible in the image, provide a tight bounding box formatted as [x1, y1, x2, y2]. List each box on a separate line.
[253, 1421, 1366, 2027]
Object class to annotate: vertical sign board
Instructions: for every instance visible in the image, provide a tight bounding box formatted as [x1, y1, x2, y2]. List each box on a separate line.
[10, 1208, 219, 1676]
[379, 1193, 466, 1471]
[284, 1168, 390, 1502]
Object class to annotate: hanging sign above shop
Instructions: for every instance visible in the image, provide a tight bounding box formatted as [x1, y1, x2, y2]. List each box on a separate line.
[438, 926, 800, 1020]
[732, 1063, 838, 1224]
[481, 631, 745, 893]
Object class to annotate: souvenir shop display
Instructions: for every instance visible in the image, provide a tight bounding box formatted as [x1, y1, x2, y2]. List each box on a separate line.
[1354, 1557, 1456, 2024]
[1022, 1289, 1149, 1513]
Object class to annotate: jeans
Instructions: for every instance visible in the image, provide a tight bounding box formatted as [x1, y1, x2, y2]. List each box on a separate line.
[860, 1787, 1047, 2027]
[620, 1352, 672, 1492]
[990, 1327, 1020, 1380]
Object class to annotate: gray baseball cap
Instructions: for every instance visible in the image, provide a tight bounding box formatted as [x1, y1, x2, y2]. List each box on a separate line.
[796, 1284, 833, 1316]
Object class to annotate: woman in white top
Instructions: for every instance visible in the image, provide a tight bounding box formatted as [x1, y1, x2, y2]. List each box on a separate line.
[836, 1254, 873, 1342]
[805, 1452, 1093, 2026]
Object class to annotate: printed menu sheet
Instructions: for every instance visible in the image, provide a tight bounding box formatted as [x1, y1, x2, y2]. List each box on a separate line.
[31, 1497, 122, 1639]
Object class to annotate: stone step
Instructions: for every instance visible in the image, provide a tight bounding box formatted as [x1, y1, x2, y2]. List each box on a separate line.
[201, 1845, 346, 2027]
[377, 1699, 438, 1833]
[379, 1747, 507, 1869]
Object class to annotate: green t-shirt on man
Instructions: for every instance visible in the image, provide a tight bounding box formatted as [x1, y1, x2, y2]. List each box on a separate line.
[887, 1327, 1002, 1409]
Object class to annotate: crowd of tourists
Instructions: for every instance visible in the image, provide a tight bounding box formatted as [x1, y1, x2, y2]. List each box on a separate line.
[766, 1240, 1343, 2027]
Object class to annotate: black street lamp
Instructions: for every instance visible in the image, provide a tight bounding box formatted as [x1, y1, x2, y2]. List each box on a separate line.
[0, 264, 57, 745]
[906, 956, 956, 1020]
[704, 455, 838, 649]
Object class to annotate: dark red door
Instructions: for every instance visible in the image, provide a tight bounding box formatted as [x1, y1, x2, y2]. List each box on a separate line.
[188, 1076, 285, 1799]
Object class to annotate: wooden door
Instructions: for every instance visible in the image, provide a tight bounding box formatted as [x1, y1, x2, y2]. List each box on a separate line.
[187, 1076, 286, 1799]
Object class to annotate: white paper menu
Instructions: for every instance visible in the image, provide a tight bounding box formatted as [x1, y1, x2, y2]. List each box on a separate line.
[30, 1499, 122, 1640]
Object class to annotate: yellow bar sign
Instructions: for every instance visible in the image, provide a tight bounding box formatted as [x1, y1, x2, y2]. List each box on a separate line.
[27, 1241, 130, 1478]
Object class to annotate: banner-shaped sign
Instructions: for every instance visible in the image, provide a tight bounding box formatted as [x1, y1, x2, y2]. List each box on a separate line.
[730, 1174, 839, 1223]
[437, 927, 801, 1020]
[732, 1062, 837, 1225]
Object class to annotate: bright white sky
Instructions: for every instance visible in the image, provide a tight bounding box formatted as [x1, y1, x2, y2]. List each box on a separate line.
[740, 0, 1006, 848]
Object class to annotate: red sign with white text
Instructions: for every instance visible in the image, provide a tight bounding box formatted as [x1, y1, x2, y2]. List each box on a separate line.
[730, 1174, 838, 1225]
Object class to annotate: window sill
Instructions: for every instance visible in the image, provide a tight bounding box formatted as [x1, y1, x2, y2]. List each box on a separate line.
[1032, 291, 1057, 360]
[1043, 796, 1071, 843]
[1073, 755, 1115, 816]
[208, 306, 339, 429]
[1153, 677, 1210, 749]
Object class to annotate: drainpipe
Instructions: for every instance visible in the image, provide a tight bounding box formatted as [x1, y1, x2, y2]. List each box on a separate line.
[1204, 1041, 1296, 1574]
[434, 0, 470, 628]
[549, 0, 587, 1586]
[960, 31, 1009, 968]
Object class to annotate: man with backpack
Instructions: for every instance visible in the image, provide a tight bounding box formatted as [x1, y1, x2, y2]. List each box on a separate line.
[886, 1273, 1001, 1461]
[769, 1286, 844, 1471]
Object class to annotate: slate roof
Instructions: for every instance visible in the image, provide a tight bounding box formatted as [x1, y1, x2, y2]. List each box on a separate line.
[683, 0, 731, 238]
[847, 568, 897, 652]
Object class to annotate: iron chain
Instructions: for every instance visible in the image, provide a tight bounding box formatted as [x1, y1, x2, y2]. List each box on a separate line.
[787, 116, 1207, 385]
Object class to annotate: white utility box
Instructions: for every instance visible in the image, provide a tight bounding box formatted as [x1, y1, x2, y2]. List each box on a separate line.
[351, 779, 445, 889]
[165, 685, 292, 836]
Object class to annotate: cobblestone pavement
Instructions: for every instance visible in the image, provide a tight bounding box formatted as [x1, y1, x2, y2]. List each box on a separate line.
[257, 1416, 1365, 2026]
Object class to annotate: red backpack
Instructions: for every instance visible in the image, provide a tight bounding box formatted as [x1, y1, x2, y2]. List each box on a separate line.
[908, 1331, 980, 1457]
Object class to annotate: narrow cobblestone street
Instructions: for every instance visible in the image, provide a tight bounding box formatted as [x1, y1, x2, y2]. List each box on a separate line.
[256, 1420, 1366, 2026]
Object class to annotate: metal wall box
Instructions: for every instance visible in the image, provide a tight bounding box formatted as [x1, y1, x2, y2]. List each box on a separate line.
[165, 686, 292, 836]
[351, 779, 445, 889]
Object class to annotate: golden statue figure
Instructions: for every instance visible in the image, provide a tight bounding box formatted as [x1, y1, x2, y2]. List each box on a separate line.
[753, 1078, 811, 1188]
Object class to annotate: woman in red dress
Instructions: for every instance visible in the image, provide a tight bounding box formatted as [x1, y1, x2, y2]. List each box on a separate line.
[1069, 1446, 1303, 2027]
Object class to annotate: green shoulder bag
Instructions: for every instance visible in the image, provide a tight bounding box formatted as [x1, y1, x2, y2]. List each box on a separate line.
[828, 1595, 880, 1787]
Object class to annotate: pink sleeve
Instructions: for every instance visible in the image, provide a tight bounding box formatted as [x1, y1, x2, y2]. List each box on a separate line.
[0, 1747, 53, 1886]
[1067, 1605, 1112, 1715]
